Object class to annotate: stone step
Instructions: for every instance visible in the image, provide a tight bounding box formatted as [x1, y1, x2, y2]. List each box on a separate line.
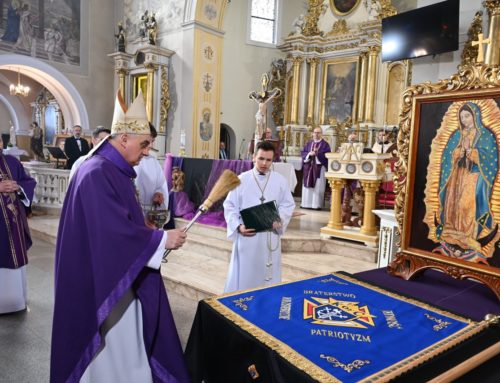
[181, 232, 232, 262]
[321, 238, 378, 263]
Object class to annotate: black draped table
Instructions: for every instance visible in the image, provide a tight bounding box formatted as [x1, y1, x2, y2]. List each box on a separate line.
[185, 269, 500, 383]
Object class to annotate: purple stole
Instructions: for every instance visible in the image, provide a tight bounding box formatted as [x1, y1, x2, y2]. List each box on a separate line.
[302, 139, 330, 188]
[0, 154, 31, 269]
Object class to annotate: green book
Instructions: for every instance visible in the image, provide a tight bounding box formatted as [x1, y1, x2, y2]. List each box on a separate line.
[240, 200, 280, 233]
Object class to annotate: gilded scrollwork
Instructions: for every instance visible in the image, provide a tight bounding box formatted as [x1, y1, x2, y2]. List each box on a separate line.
[326, 20, 349, 37]
[159, 66, 170, 133]
[378, 0, 397, 19]
[461, 11, 483, 66]
[302, 0, 325, 37]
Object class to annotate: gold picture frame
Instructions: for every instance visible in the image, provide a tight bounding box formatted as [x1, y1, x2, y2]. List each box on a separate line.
[389, 63, 500, 299]
[133, 74, 148, 102]
[330, 0, 362, 16]
[320, 57, 359, 124]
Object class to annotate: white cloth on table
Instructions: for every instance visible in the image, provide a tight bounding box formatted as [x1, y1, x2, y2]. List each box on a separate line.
[271, 162, 297, 192]
[80, 232, 167, 383]
[134, 155, 169, 214]
[223, 169, 295, 293]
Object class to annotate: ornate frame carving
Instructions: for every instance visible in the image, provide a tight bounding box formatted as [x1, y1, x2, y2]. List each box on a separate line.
[389, 63, 500, 299]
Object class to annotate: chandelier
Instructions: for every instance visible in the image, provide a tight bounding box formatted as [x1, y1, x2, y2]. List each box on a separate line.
[9, 69, 30, 97]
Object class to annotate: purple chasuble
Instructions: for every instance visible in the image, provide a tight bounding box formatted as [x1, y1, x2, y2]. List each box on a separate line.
[301, 139, 331, 188]
[51, 141, 189, 383]
[0, 151, 36, 269]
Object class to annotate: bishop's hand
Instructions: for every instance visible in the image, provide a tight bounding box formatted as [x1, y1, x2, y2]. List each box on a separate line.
[165, 229, 187, 249]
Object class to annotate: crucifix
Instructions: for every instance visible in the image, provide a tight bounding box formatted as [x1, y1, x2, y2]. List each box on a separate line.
[249, 73, 282, 142]
[472, 33, 491, 63]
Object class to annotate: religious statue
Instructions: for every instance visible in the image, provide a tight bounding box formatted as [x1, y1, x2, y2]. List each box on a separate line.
[9, 121, 16, 147]
[138, 10, 148, 39]
[249, 73, 282, 141]
[364, 0, 381, 20]
[147, 13, 158, 45]
[30, 121, 45, 161]
[291, 14, 304, 35]
[115, 22, 126, 53]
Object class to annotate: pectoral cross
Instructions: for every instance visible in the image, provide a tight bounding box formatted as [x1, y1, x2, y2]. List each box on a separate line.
[259, 195, 265, 204]
[472, 33, 491, 63]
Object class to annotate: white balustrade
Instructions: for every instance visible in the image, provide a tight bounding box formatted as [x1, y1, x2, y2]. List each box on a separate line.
[22, 162, 70, 209]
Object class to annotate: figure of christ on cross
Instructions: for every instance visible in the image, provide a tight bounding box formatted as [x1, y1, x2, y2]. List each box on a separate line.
[249, 73, 283, 143]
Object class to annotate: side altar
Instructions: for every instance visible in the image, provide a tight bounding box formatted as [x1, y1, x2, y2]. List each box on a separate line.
[321, 142, 390, 247]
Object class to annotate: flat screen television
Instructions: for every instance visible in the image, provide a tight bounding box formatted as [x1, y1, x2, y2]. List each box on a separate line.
[382, 0, 459, 62]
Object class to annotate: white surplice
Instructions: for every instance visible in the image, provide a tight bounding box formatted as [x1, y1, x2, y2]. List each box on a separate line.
[80, 233, 167, 383]
[223, 169, 295, 293]
[0, 187, 31, 314]
[301, 164, 327, 209]
[134, 155, 169, 213]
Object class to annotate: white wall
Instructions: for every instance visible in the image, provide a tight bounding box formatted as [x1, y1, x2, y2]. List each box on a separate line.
[220, 0, 306, 153]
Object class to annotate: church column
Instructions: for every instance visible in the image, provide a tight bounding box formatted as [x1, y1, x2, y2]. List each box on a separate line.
[485, 2, 500, 65]
[116, 69, 127, 101]
[365, 46, 380, 123]
[306, 57, 319, 125]
[290, 57, 304, 124]
[145, 64, 155, 123]
[327, 178, 345, 230]
[359, 180, 381, 236]
[357, 52, 368, 123]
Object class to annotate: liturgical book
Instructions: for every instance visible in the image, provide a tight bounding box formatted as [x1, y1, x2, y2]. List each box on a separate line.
[240, 200, 280, 232]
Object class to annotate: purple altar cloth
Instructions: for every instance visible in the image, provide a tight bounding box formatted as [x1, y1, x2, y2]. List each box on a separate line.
[355, 268, 499, 322]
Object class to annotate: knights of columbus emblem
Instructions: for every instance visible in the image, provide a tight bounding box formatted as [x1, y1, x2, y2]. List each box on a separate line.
[303, 297, 376, 329]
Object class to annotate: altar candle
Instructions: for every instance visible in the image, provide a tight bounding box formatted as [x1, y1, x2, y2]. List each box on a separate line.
[180, 130, 186, 147]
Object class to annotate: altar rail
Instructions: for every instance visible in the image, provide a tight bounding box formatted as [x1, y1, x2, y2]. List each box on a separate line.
[23, 163, 70, 209]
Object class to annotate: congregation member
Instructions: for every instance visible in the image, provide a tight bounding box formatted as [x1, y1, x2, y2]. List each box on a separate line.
[51, 91, 190, 383]
[219, 141, 228, 159]
[64, 124, 90, 169]
[300, 127, 331, 210]
[134, 123, 169, 218]
[223, 140, 295, 292]
[0, 140, 36, 314]
[68, 126, 110, 181]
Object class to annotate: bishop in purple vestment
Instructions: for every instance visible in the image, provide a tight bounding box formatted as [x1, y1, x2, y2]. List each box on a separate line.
[301, 127, 331, 209]
[0, 147, 36, 314]
[51, 91, 189, 383]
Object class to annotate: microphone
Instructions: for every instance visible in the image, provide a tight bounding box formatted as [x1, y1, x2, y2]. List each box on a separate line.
[238, 138, 246, 160]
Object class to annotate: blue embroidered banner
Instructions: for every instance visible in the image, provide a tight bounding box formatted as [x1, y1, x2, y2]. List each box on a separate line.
[211, 273, 479, 383]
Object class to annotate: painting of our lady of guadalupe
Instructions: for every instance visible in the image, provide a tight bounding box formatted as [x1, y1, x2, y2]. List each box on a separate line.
[423, 100, 500, 266]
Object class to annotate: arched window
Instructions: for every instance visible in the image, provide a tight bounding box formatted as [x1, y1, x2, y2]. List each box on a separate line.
[248, 0, 280, 46]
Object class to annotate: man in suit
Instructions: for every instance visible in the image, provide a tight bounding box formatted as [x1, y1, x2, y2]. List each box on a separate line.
[219, 141, 229, 160]
[64, 125, 90, 169]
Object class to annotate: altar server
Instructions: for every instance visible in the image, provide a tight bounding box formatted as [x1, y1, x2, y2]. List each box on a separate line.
[134, 123, 169, 218]
[0, 143, 36, 314]
[223, 140, 295, 292]
[51, 91, 189, 383]
[300, 127, 331, 210]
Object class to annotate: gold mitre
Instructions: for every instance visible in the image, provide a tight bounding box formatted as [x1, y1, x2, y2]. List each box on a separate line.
[111, 90, 150, 135]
